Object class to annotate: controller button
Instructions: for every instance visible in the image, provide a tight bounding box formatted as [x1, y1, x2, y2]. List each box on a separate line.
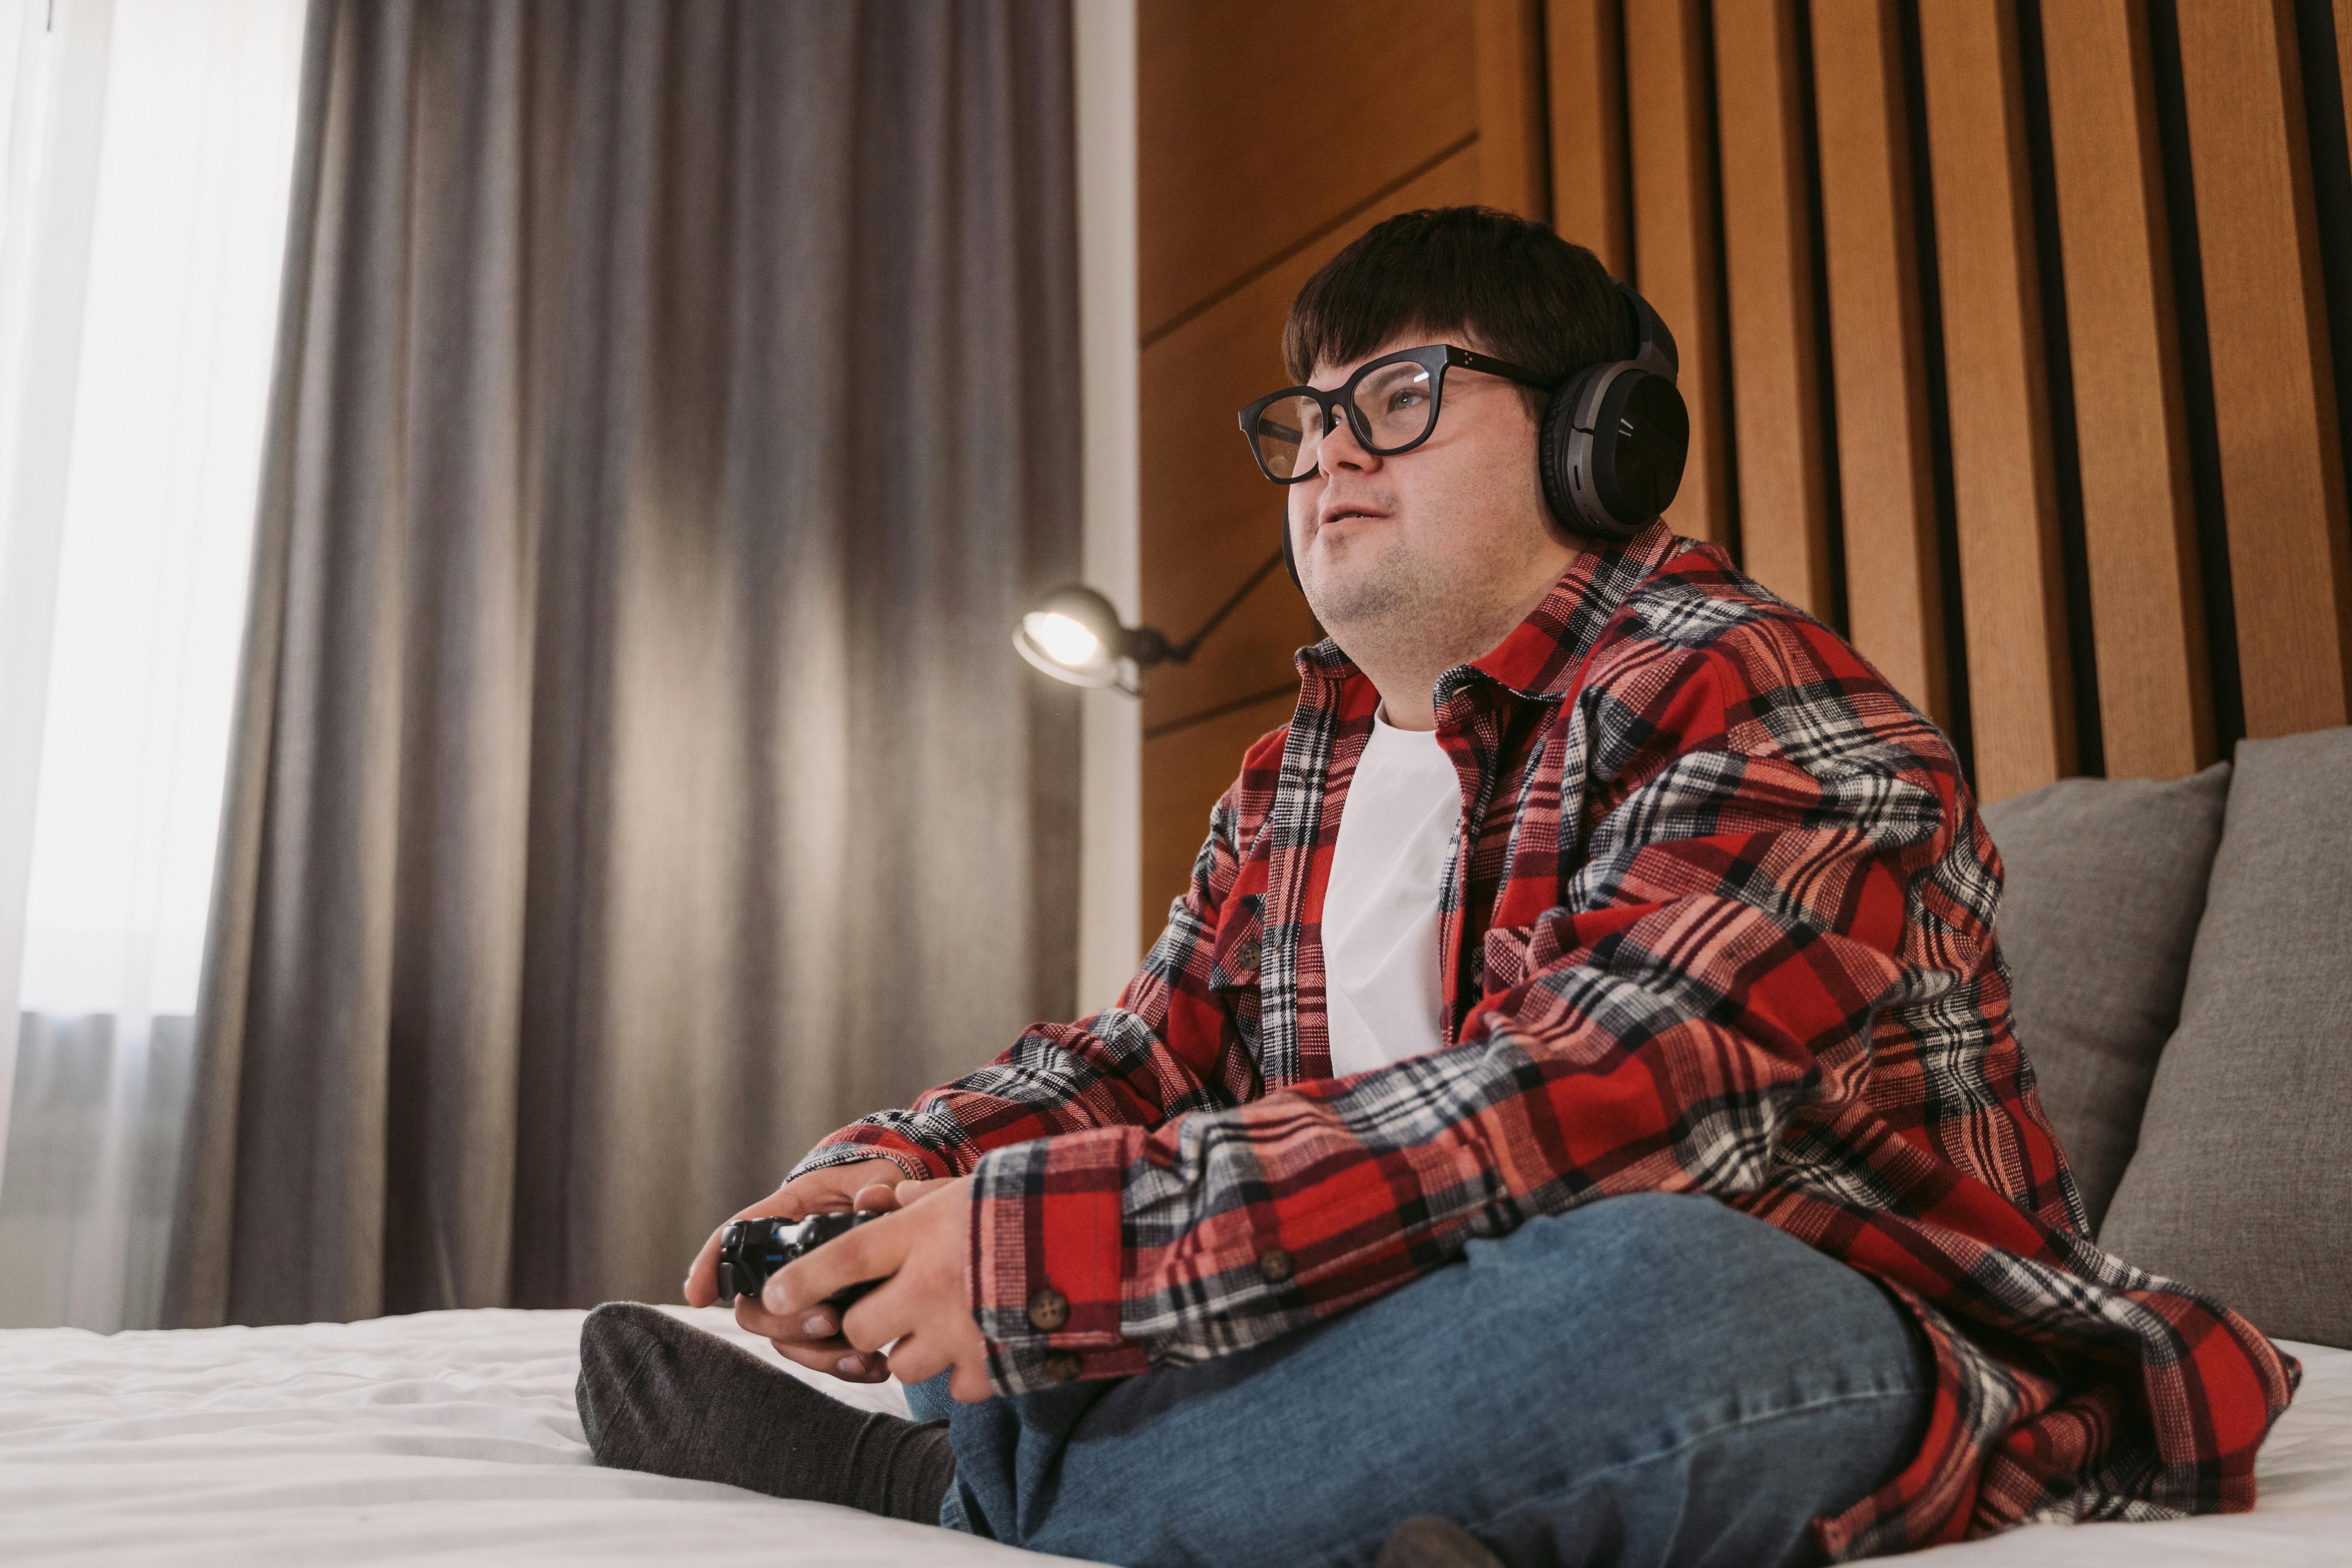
[1043, 1352, 1084, 1384]
[1026, 1286, 1070, 1331]
[1257, 1248, 1293, 1283]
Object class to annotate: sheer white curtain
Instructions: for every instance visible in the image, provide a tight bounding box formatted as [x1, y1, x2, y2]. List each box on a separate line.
[0, 0, 304, 1329]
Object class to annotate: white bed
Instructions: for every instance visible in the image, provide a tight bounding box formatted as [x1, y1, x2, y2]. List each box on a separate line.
[1, 1307, 2344, 1566]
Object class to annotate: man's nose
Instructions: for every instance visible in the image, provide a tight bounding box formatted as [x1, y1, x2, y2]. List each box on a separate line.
[1317, 408, 1378, 476]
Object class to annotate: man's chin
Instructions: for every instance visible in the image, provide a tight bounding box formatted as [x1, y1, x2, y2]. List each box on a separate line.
[1302, 559, 1413, 629]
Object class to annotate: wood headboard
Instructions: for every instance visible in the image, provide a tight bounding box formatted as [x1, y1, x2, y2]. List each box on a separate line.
[1134, 0, 2352, 932]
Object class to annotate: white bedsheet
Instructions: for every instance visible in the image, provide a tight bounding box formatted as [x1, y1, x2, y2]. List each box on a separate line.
[0, 1307, 2343, 1565]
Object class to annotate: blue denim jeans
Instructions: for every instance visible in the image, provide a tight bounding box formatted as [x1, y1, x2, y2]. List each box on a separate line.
[905, 1193, 1928, 1568]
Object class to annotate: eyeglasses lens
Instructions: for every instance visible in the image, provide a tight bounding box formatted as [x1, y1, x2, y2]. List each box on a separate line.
[1251, 394, 1324, 479]
[1249, 360, 1437, 480]
[1350, 361, 1436, 452]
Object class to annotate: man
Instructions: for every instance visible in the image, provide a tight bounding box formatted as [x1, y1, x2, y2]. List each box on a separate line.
[578, 208, 2293, 1566]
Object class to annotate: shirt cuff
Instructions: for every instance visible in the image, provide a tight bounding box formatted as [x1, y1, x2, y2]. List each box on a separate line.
[967, 1127, 1149, 1396]
[788, 1133, 950, 1185]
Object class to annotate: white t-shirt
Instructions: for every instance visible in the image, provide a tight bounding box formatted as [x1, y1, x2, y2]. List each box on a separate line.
[1322, 709, 1460, 1077]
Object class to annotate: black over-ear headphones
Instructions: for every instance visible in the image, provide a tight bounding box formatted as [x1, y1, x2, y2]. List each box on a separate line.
[1538, 279, 1690, 544]
[1281, 278, 1690, 589]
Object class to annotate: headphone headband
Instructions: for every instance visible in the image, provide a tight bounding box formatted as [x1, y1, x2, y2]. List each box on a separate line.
[1619, 279, 1679, 384]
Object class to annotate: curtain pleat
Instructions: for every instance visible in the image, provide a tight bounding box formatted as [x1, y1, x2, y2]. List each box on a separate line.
[166, 0, 1081, 1328]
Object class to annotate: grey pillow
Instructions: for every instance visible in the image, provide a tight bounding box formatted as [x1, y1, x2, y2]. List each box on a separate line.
[1980, 761, 2231, 1231]
[2100, 726, 2352, 1348]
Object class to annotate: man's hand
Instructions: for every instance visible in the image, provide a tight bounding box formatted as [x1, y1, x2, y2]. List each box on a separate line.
[767, 1175, 995, 1404]
[681, 1157, 913, 1384]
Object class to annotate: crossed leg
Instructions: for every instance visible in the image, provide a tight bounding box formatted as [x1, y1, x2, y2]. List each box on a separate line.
[909, 1193, 1928, 1568]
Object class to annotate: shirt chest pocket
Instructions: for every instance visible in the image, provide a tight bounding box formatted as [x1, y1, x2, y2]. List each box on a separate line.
[1209, 894, 1266, 1054]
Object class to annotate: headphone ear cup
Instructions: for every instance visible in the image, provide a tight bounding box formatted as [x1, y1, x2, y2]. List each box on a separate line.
[1589, 372, 1689, 527]
[1536, 364, 1690, 544]
[1540, 365, 1644, 544]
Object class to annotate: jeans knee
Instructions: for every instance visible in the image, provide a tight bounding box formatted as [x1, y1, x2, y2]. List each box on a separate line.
[1475, 1194, 1927, 1408]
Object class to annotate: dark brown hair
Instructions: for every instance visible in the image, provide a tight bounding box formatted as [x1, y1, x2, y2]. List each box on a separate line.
[1281, 207, 1629, 403]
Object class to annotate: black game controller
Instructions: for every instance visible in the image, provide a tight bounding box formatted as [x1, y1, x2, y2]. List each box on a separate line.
[716, 1210, 886, 1311]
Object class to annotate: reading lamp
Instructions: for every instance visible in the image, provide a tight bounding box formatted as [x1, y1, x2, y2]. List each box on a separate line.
[1014, 545, 1286, 697]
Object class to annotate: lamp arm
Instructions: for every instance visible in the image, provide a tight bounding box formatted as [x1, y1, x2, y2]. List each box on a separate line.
[1164, 545, 1288, 663]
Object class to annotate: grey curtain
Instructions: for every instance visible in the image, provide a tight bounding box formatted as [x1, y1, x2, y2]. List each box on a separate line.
[165, 0, 1081, 1328]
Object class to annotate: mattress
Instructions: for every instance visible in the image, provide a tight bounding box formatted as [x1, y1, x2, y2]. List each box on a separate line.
[0, 1306, 2344, 1565]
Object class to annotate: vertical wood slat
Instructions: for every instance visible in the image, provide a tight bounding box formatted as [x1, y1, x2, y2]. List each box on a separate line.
[1477, 0, 1553, 217]
[2176, 0, 2352, 736]
[1810, 0, 1947, 728]
[1713, 0, 1832, 618]
[1547, 0, 1629, 272]
[1625, 0, 1732, 546]
[2039, 0, 2212, 779]
[1917, 0, 2075, 800]
[2341, 1, 2352, 145]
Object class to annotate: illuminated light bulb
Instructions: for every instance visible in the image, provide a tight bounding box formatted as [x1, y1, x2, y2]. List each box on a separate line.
[1024, 610, 1102, 669]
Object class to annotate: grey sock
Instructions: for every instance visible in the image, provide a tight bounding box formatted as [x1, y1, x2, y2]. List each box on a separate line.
[575, 1301, 956, 1523]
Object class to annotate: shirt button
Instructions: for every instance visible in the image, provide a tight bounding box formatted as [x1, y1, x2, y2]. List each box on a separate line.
[1257, 1248, 1293, 1284]
[1043, 1351, 1084, 1384]
[1027, 1286, 1069, 1331]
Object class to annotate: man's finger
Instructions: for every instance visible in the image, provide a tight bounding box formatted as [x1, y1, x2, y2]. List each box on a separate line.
[732, 1291, 850, 1343]
[850, 1181, 902, 1212]
[836, 1267, 923, 1355]
[683, 1225, 728, 1307]
[881, 1329, 942, 1388]
[949, 1360, 996, 1404]
[768, 1335, 892, 1383]
[767, 1212, 907, 1317]
[889, 1177, 956, 1206]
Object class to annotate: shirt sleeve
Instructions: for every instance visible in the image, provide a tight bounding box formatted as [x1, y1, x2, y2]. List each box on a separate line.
[788, 744, 1276, 1188]
[964, 634, 1980, 1397]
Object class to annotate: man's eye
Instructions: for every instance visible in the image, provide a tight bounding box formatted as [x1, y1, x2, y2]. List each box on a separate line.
[1387, 389, 1424, 413]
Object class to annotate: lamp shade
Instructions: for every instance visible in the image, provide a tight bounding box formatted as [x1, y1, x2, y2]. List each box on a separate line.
[1013, 585, 1127, 687]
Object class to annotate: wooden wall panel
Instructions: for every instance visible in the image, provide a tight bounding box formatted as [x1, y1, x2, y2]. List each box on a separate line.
[2341, 1, 2352, 141]
[2040, 0, 2212, 780]
[1917, 0, 2075, 801]
[1136, 0, 1478, 339]
[1810, 0, 1946, 727]
[2176, 0, 2352, 736]
[1625, 0, 1732, 546]
[1713, 0, 1832, 617]
[1139, 692, 1297, 933]
[1477, 0, 1552, 217]
[1139, 149, 1483, 737]
[1546, 0, 1629, 272]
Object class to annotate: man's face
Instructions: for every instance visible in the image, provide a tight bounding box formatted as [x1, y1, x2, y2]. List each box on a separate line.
[1286, 333, 1565, 651]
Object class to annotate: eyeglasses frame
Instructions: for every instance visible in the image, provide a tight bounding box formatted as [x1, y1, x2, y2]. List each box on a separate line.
[1235, 343, 1554, 485]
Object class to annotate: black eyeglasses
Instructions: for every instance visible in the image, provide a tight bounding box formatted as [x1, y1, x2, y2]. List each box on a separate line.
[1235, 344, 1552, 483]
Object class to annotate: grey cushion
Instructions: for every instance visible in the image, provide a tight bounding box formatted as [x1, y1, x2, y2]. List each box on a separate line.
[2100, 725, 2352, 1348]
[1981, 761, 2231, 1231]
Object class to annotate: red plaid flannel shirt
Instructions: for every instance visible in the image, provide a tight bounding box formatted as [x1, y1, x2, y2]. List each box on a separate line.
[797, 522, 2296, 1556]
